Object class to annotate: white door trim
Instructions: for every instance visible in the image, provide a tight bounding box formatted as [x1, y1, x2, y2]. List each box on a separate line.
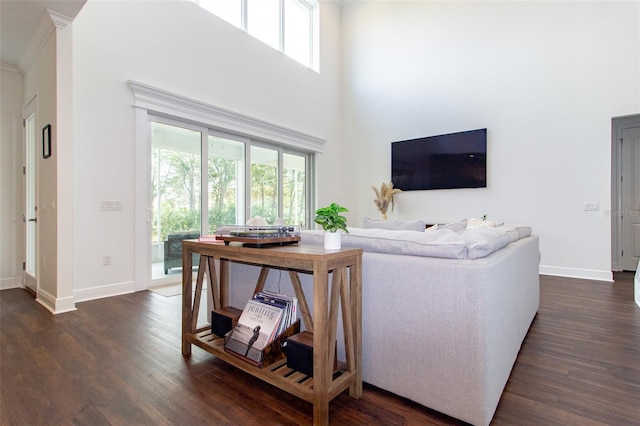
[23, 96, 38, 293]
[611, 113, 640, 271]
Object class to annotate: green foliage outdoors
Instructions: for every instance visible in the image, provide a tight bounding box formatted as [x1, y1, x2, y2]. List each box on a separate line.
[151, 146, 306, 242]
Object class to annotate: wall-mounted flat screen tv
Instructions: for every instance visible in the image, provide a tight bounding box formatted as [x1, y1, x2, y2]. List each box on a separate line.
[391, 128, 487, 191]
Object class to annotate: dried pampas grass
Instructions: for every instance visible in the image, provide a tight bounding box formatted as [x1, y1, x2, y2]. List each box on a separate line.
[372, 182, 402, 220]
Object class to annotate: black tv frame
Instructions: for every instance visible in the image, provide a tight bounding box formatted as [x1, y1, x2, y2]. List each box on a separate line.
[391, 128, 487, 191]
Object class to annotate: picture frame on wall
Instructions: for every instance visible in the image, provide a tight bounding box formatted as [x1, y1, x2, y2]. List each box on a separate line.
[42, 124, 51, 158]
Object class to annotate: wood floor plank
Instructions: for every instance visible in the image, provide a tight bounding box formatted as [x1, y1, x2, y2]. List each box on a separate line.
[1, 272, 639, 425]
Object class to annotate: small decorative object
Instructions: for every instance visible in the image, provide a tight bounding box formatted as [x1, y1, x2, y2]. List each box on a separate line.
[314, 203, 349, 249]
[42, 124, 51, 158]
[372, 181, 402, 220]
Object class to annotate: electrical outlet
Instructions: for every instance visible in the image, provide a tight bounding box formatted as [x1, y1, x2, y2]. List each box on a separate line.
[103, 255, 112, 266]
[584, 202, 600, 211]
[101, 201, 122, 211]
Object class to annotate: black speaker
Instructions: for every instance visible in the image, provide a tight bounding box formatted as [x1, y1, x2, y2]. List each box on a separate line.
[212, 306, 242, 337]
[285, 332, 337, 377]
[286, 331, 314, 376]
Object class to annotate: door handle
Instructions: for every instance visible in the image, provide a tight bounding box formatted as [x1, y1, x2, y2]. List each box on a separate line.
[28, 218, 37, 222]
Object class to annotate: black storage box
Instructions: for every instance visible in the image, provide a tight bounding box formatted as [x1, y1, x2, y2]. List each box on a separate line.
[211, 306, 242, 338]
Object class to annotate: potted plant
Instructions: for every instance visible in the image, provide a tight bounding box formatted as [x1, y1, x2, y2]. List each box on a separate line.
[314, 203, 349, 249]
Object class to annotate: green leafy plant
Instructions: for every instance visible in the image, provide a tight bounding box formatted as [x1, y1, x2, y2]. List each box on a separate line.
[314, 203, 349, 233]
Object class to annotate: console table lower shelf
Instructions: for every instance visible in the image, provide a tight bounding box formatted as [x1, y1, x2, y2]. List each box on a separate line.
[189, 327, 356, 403]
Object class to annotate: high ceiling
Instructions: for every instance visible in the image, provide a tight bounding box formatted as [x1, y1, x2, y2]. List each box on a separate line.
[0, 0, 87, 69]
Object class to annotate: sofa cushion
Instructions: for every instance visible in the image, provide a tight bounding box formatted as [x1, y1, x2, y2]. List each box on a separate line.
[363, 217, 426, 232]
[302, 227, 468, 259]
[461, 226, 532, 259]
[300, 224, 532, 260]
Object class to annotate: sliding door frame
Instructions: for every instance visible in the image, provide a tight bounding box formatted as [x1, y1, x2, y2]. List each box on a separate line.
[130, 81, 325, 291]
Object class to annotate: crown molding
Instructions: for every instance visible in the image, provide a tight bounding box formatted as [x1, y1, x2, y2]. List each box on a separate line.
[18, 9, 73, 74]
[48, 9, 73, 29]
[128, 80, 326, 153]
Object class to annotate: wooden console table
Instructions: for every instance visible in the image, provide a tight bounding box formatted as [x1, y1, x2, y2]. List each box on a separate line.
[181, 241, 363, 426]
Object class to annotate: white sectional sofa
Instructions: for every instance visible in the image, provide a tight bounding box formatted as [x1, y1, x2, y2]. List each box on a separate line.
[226, 221, 540, 426]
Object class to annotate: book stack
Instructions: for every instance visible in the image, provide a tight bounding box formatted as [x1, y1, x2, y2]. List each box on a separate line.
[224, 291, 298, 365]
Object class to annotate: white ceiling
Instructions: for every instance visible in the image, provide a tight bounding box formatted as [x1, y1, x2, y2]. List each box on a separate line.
[0, 0, 87, 69]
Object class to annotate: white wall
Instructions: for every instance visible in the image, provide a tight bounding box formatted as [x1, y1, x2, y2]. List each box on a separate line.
[0, 65, 24, 290]
[23, 30, 62, 302]
[341, 1, 640, 281]
[71, 1, 343, 299]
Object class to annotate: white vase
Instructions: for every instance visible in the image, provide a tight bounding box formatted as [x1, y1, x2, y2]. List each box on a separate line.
[323, 231, 341, 250]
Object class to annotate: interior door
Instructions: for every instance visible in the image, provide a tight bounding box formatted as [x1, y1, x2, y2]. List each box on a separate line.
[621, 126, 640, 271]
[24, 104, 37, 293]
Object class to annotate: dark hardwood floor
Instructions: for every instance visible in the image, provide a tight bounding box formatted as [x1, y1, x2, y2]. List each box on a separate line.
[1, 273, 639, 425]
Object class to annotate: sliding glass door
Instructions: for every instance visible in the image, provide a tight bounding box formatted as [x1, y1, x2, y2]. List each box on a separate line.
[151, 121, 202, 280]
[149, 120, 248, 282]
[208, 133, 246, 233]
[149, 117, 310, 283]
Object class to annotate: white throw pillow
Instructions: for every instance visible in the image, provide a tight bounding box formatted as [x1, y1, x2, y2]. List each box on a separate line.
[432, 218, 468, 233]
[467, 217, 502, 228]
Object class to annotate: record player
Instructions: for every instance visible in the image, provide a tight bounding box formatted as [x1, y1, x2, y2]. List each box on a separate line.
[214, 225, 301, 248]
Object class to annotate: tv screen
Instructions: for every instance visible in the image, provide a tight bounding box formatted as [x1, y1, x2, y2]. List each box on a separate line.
[391, 128, 487, 191]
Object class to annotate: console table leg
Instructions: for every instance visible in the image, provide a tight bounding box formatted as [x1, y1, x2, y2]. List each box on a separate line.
[182, 247, 193, 356]
[327, 268, 342, 372]
[350, 258, 363, 397]
[289, 271, 314, 332]
[253, 266, 270, 295]
[219, 259, 229, 307]
[205, 256, 220, 310]
[313, 262, 330, 426]
[313, 398, 330, 426]
[190, 256, 207, 332]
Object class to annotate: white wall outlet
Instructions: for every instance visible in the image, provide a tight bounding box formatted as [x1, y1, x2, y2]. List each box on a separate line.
[101, 200, 122, 211]
[103, 255, 112, 266]
[584, 202, 600, 211]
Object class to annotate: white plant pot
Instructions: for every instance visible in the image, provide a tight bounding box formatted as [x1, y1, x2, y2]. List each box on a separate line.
[323, 231, 342, 250]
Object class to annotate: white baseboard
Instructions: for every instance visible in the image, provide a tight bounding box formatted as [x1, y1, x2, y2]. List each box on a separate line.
[0, 276, 22, 290]
[73, 281, 135, 303]
[539, 265, 613, 282]
[36, 287, 77, 314]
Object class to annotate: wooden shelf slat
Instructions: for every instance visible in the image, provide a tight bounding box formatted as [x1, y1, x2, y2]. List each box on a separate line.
[188, 331, 355, 404]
